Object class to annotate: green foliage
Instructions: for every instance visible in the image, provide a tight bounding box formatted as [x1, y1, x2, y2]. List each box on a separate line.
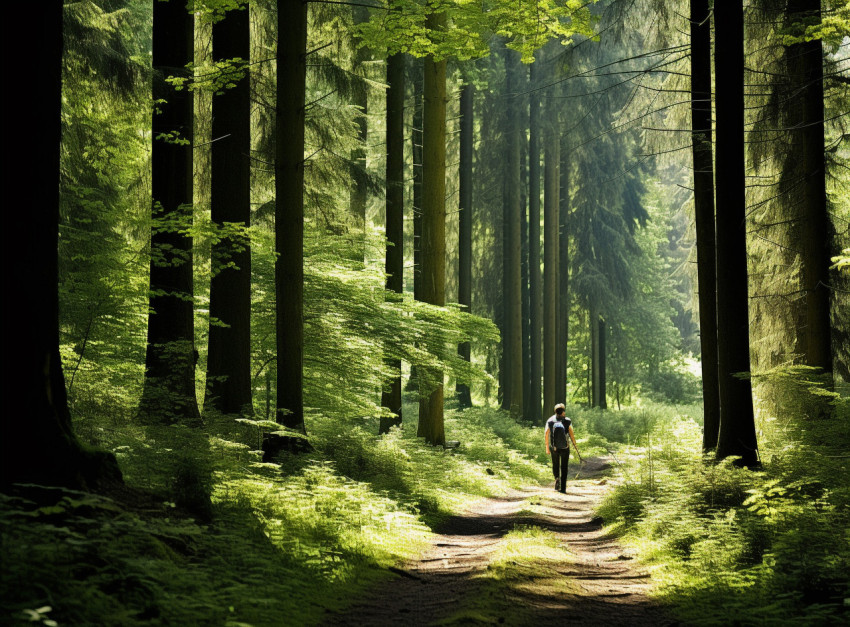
[357, 0, 596, 62]
[596, 392, 850, 624]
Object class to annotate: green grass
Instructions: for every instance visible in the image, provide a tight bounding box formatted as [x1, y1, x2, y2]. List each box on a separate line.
[1, 400, 557, 626]
[594, 394, 850, 625]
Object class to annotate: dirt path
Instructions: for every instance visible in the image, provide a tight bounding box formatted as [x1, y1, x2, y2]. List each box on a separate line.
[324, 458, 674, 626]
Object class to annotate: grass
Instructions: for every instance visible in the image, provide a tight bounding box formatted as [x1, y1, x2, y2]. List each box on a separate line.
[1, 399, 559, 626]
[594, 392, 850, 625]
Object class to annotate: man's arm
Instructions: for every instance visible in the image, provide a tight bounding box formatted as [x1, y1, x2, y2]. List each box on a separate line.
[544, 428, 551, 456]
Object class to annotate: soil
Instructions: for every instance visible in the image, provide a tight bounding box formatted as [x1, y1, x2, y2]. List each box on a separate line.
[324, 457, 676, 626]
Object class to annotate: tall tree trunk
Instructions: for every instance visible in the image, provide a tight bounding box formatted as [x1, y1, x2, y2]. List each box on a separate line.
[418, 11, 447, 445]
[528, 60, 543, 423]
[410, 58, 424, 400]
[139, 0, 200, 425]
[691, 0, 720, 451]
[521, 133, 531, 420]
[714, 0, 758, 465]
[275, 0, 307, 432]
[456, 81, 474, 409]
[350, 50, 368, 257]
[590, 305, 599, 408]
[503, 50, 524, 417]
[556, 136, 570, 406]
[206, 3, 252, 416]
[1, 1, 121, 490]
[380, 53, 405, 433]
[598, 315, 607, 410]
[543, 133, 560, 414]
[787, 0, 833, 381]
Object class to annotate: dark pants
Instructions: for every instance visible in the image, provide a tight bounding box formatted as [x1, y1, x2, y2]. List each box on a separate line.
[551, 448, 570, 491]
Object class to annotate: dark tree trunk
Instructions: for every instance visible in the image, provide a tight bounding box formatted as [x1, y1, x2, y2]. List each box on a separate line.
[456, 82, 474, 409]
[503, 50, 524, 417]
[713, 0, 758, 465]
[1, 1, 121, 490]
[380, 53, 406, 433]
[139, 0, 200, 425]
[418, 11, 447, 445]
[275, 0, 307, 432]
[521, 133, 531, 421]
[556, 136, 570, 406]
[691, 0, 720, 451]
[206, 3, 252, 416]
[528, 61, 543, 423]
[598, 316, 607, 410]
[543, 133, 559, 414]
[590, 305, 599, 408]
[350, 50, 368, 257]
[787, 0, 833, 381]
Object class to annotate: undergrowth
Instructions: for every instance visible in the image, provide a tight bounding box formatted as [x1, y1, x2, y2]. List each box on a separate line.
[596, 389, 850, 625]
[1, 400, 558, 626]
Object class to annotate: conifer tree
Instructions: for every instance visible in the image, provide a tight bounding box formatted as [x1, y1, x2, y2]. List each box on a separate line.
[543, 127, 560, 413]
[456, 81, 474, 409]
[206, 2, 252, 415]
[275, 0, 307, 432]
[713, 0, 758, 465]
[139, 0, 201, 425]
[527, 59, 543, 423]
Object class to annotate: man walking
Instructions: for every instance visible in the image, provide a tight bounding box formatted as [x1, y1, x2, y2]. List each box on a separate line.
[544, 403, 581, 492]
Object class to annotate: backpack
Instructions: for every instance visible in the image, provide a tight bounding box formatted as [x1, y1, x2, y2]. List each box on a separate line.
[551, 420, 570, 450]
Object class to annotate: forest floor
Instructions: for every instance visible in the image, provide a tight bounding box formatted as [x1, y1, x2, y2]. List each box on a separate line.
[323, 457, 675, 626]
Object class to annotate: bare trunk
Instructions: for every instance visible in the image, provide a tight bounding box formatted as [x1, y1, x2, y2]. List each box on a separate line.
[274, 0, 307, 432]
[556, 135, 570, 406]
[456, 82, 474, 409]
[714, 0, 758, 465]
[543, 133, 560, 414]
[206, 3, 252, 415]
[528, 61, 543, 423]
[380, 53, 405, 433]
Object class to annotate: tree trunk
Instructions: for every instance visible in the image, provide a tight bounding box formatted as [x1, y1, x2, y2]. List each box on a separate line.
[417, 11, 447, 445]
[713, 0, 758, 465]
[556, 135, 570, 407]
[139, 0, 200, 425]
[528, 60, 543, 423]
[787, 0, 833, 381]
[206, 3, 252, 416]
[591, 305, 599, 408]
[1, 1, 121, 490]
[380, 53, 405, 433]
[543, 132, 560, 414]
[350, 50, 368, 258]
[598, 315, 607, 410]
[275, 0, 307, 432]
[456, 81, 474, 409]
[691, 0, 720, 451]
[410, 57, 424, 399]
[503, 50, 524, 417]
[521, 133, 531, 421]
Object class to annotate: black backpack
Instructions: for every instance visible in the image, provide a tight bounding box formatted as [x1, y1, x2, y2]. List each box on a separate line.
[552, 419, 570, 450]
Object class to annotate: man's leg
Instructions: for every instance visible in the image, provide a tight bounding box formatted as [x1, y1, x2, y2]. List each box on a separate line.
[559, 449, 571, 492]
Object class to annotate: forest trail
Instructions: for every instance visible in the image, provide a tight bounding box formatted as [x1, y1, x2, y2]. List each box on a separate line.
[324, 457, 674, 626]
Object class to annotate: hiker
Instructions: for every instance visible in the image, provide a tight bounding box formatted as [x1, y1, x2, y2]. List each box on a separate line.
[544, 404, 581, 492]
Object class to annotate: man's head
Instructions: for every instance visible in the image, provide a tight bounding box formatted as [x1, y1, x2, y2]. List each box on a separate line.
[554, 403, 565, 417]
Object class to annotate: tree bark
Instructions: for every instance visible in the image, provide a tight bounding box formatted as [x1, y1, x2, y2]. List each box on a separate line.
[380, 53, 405, 433]
[418, 11, 447, 445]
[787, 0, 833, 380]
[598, 315, 607, 410]
[528, 60, 543, 423]
[591, 305, 599, 408]
[139, 0, 200, 425]
[456, 81, 474, 409]
[503, 50, 524, 417]
[556, 135, 570, 407]
[1, 1, 121, 490]
[543, 132, 560, 414]
[206, 3, 252, 416]
[410, 57, 424, 400]
[275, 0, 307, 432]
[691, 0, 720, 450]
[713, 0, 758, 465]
